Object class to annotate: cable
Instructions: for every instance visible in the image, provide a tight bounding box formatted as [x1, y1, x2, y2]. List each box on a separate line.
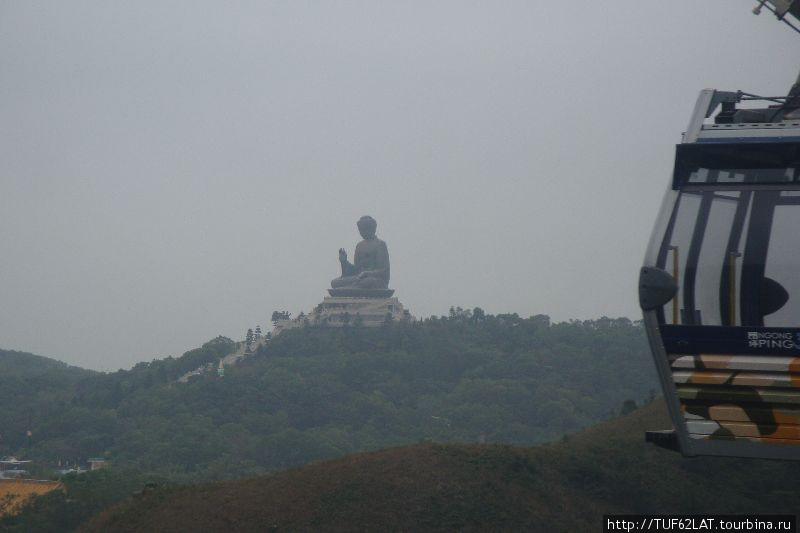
[784, 18, 800, 35]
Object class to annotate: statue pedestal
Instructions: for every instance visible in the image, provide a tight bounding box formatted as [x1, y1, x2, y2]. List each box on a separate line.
[328, 288, 394, 298]
[314, 295, 408, 327]
[271, 293, 411, 336]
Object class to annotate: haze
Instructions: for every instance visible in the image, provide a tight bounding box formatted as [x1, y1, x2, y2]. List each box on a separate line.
[1, 1, 798, 370]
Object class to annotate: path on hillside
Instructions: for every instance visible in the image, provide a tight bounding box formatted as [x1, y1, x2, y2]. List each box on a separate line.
[176, 337, 268, 383]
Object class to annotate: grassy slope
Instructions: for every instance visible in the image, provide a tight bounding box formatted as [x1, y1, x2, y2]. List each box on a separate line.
[79, 401, 800, 533]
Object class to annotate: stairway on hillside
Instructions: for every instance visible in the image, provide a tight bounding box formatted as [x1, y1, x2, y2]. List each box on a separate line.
[176, 337, 267, 383]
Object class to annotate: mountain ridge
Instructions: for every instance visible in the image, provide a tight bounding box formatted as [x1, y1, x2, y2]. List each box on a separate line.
[77, 401, 800, 533]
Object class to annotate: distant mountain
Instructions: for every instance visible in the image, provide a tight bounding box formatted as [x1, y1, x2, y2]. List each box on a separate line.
[0, 339, 235, 464]
[0, 349, 95, 460]
[1, 314, 657, 479]
[77, 401, 800, 533]
[0, 349, 91, 375]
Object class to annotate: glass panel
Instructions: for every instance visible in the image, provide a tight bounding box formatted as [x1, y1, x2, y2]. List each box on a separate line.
[763, 204, 800, 327]
[674, 143, 800, 187]
[656, 181, 800, 327]
[693, 193, 739, 326]
[658, 193, 699, 325]
[687, 168, 793, 184]
[657, 190, 746, 326]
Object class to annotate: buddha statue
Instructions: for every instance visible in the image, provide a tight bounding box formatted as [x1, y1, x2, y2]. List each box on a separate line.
[330, 216, 392, 296]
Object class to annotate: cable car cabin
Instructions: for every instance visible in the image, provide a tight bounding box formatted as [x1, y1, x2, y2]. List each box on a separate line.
[640, 89, 800, 460]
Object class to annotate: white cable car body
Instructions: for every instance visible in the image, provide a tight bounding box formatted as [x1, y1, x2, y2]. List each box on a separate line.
[640, 1, 800, 459]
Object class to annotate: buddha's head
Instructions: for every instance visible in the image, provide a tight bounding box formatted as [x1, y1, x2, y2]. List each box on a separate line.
[357, 215, 377, 239]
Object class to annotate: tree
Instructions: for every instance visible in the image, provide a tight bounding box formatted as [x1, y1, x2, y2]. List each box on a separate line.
[271, 311, 292, 325]
[620, 399, 637, 415]
[246, 328, 254, 348]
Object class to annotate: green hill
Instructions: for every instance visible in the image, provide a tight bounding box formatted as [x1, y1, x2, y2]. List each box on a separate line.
[0, 348, 96, 463]
[2, 314, 657, 479]
[0, 339, 236, 465]
[76, 401, 800, 533]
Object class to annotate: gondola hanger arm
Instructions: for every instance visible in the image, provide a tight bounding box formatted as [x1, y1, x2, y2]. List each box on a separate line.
[752, 0, 800, 34]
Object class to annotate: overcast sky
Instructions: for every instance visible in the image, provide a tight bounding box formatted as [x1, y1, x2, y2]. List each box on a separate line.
[1, 1, 798, 370]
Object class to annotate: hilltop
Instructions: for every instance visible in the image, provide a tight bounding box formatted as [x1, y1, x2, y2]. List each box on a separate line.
[78, 400, 800, 533]
[0, 348, 96, 467]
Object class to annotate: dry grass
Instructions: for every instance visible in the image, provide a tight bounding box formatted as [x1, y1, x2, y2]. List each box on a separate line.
[79, 402, 800, 532]
[0, 479, 62, 518]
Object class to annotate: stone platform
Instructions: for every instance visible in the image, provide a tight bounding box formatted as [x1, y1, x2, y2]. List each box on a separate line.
[272, 294, 411, 335]
[314, 295, 407, 326]
[328, 288, 394, 298]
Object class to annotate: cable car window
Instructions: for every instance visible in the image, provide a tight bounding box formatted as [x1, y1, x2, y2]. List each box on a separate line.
[657, 193, 700, 325]
[657, 190, 742, 326]
[687, 168, 792, 184]
[693, 192, 739, 326]
[673, 142, 800, 188]
[762, 204, 800, 327]
[658, 183, 800, 328]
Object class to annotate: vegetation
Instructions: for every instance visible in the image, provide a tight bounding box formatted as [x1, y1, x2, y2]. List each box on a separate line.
[0, 349, 95, 462]
[7, 312, 794, 532]
[76, 401, 800, 533]
[1, 314, 655, 480]
[0, 470, 165, 533]
[0, 338, 236, 466]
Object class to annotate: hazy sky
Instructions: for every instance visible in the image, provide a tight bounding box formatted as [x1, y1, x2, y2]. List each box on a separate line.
[1, 1, 799, 370]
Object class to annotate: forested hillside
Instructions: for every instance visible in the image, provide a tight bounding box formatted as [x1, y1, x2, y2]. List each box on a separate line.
[1, 313, 656, 480]
[76, 401, 800, 533]
[0, 349, 95, 469]
[0, 339, 236, 469]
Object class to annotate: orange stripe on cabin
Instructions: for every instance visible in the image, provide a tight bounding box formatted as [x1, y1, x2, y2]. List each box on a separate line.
[790, 357, 800, 388]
